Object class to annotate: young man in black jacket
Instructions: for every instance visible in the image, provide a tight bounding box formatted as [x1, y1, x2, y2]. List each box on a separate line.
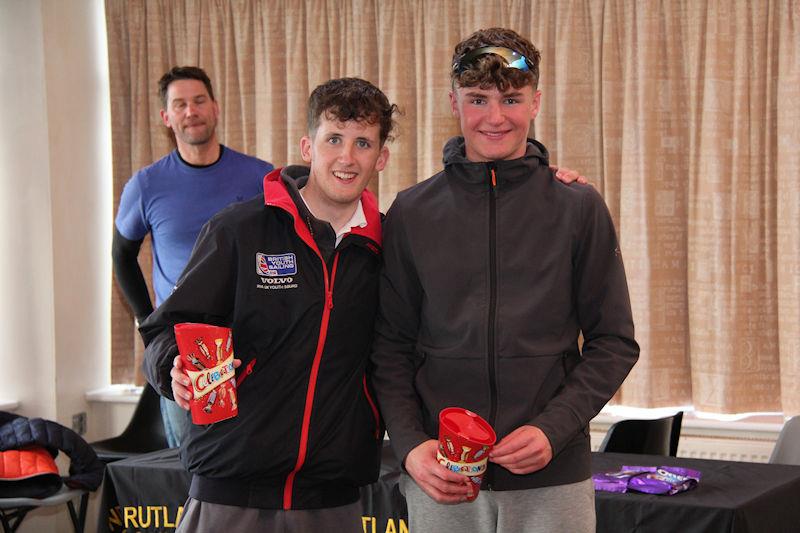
[140, 77, 396, 532]
[370, 28, 640, 533]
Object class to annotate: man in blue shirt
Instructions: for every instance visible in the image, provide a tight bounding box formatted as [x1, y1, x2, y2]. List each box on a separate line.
[113, 66, 273, 447]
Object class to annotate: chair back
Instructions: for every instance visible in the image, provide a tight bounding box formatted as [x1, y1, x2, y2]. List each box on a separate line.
[119, 384, 166, 441]
[90, 384, 168, 462]
[769, 416, 800, 465]
[598, 411, 683, 456]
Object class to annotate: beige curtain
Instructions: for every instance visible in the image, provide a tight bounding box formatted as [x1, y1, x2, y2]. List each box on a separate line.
[106, 0, 800, 415]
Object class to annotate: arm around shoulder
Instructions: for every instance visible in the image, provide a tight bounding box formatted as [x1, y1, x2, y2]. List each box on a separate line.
[532, 187, 639, 454]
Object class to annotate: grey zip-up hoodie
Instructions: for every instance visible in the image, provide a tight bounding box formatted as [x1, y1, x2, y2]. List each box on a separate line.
[371, 137, 639, 490]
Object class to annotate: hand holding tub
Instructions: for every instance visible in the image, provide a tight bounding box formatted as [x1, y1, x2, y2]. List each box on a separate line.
[405, 440, 474, 504]
[172, 323, 240, 424]
[489, 424, 553, 475]
[407, 408, 498, 504]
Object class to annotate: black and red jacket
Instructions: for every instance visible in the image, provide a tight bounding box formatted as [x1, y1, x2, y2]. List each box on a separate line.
[141, 166, 384, 510]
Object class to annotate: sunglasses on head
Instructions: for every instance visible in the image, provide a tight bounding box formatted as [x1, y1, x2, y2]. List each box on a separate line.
[452, 46, 533, 74]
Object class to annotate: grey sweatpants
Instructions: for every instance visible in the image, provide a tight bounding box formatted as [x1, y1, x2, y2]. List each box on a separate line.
[176, 498, 363, 533]
[401, 475, 596, 533]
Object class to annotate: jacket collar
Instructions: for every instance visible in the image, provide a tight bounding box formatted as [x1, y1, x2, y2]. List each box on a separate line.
[262, 166, 382, 250]
[442, 136, 550, 189]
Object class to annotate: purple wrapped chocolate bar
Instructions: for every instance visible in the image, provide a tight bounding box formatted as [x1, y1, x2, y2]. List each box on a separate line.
[593, 466, 701, 495]
[592, 467, 653, 493]
[626, 466, 701, 495]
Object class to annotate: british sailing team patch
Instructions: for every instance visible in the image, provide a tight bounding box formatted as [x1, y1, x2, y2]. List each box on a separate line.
[255, 252, 298, 290]
[256, 252, 297, 276]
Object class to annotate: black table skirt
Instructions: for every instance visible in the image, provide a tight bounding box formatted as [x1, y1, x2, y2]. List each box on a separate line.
[98, 447, 800, 533]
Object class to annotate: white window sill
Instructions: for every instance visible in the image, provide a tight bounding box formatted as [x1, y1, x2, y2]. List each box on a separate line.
[85, 385, 143, 404]
[80, 392, 787, 439]
[0, 400, 19, 411]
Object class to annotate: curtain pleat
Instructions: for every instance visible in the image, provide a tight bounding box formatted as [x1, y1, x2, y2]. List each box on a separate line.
[775, 0, 800, 414]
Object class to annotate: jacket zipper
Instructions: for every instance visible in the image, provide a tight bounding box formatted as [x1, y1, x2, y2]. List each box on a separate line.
[486, 165, 499, 489]
[235, 358, 257, 387]
[282, 252, 341, 510]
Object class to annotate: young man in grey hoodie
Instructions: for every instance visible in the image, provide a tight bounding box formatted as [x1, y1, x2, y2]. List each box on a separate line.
[371, 27, 639, 533]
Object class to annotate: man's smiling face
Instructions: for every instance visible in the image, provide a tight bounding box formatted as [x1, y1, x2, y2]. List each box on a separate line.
[300, 114, 389, 212]
[450, 84, 541, 162]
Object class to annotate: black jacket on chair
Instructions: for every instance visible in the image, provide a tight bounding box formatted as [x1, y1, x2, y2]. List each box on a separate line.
[0, 411, 105, 497]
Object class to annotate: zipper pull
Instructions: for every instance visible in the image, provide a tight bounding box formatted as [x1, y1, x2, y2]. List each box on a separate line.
[326, 253, 339, 310]
[486, 162, 497, 195]
[488, 163, 498, 196]
[236, 358, 257, 387]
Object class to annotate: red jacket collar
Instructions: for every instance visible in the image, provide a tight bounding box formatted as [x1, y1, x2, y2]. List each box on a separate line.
[263, 167, 382, 248]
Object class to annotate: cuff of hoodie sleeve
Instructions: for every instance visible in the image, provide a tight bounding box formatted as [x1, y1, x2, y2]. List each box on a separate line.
[529, 406, 584, 457]
[390, 430, 432, 471]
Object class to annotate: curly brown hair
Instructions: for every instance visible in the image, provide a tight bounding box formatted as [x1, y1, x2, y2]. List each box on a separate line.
[307, 78, 399, 145]
[451, 28, 541, 91]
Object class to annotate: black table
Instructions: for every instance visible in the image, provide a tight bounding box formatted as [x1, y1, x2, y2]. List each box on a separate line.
[98, 448, 800, 533]
[593, 452, 800, 533]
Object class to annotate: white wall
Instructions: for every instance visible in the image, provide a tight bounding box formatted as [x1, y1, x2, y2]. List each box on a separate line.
[40, 0, 111, 434]
[1, 0, 58, 420]
[0, 0, 110, 429]
[0, 0, 111, 530]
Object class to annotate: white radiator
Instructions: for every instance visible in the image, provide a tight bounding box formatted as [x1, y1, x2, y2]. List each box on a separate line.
[673, 436, 773, 463]
[590, 412, 782, 464]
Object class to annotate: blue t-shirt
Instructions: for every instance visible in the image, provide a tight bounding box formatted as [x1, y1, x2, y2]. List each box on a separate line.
[115, 146, 273, 305]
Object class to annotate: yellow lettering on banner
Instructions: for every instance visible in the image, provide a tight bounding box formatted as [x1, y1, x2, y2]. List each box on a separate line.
[150, 506, 163, 527]
[107, 506, 123, 527]
[399, 519, 409, 533]
[137, 506, 151, 528]
[385, 518, 397, 533]
[362, 515, 376, 533]
[159, 505, 166, 527]
[122, 506, 138, 527]
[121, 504, 186, 529]
[164, 505, 175, 527]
